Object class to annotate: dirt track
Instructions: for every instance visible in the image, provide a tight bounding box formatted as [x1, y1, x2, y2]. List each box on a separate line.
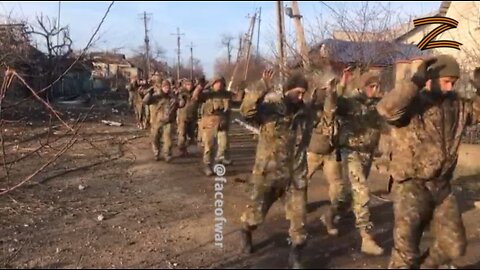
[1, 103, 480, 269]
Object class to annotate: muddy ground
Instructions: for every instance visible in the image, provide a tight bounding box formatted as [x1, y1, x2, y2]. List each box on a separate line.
[1, 99, 480, 269]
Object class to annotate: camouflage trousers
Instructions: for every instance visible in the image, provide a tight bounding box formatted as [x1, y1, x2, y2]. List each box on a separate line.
[200, 116, 229, 165]
[144, 105, 150, 129]
[177, 119, 197, 150]
[130, 93, 149, 129]
[240, 172, 308, 246]
[389, 179, 466, 269]
[341, 149, 375, 231]
[306, 151, 348, 211]
[150, 122, 172, 159]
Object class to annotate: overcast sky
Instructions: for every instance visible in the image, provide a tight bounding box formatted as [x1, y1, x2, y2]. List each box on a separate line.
[1, 1, 441, 77]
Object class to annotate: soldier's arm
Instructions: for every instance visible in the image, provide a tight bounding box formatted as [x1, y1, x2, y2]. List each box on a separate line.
[143, 91, 162, 105]
[323, 79, 338, 122]
[177, 92, 188, 109]
[192, 85, 211, 103]
[239, 79, 271, 120]
[376, 80, 419, 125]
[240, 70, 275, 120]
[142, 91, 153, 105]
[336, 83, 347, 96]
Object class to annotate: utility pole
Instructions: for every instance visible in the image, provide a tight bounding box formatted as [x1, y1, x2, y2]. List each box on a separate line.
[57, 1, 61, 54]
[139, 11, 152, 80]
[288, 1, 310, 70]
[226, 28, 246, 91]
[188, 42, 195, 80]
[256, 7, 262, 57]
[276, 1, 286, 82]
[244, 12, 257, 81]
[171, 27, 185, 82]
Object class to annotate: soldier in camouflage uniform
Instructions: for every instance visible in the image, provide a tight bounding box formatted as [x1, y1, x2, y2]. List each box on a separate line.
[306, 68, 385, 255]
[127, 76, 149, 130]
[238, 70, 322, 269]
[305, 69, 348, 235]
[143, 78, 185, 162]
[176, 79, 198, 156]
[194, 76, 208, 145]
[192, 75, 232, 176]
[376, 55, 480, 269]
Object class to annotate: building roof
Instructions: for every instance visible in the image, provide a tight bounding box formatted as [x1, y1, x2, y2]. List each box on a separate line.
[310, 39, 429, 67]
[89, 52, 131, 65]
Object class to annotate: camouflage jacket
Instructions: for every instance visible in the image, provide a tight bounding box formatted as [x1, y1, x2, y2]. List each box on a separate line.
[377, 80, 480, 181]
[194, 88, 232, 118]
[240, 80, 310, 189]
[336, 89, 384, 154]
[143, 85, 185, 124]
[306, 86, 339, 155]
[176, 88, 197, 121]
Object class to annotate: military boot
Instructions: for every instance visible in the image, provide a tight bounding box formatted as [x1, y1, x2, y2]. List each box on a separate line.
[288, 244, 306, 269]
[152, 145, 160, 161]
[178, 147, 189, 157]
[419, 252, 455, 269]
[239, 227, 253, 254]
[216, 157, 233, 166]
[164, 155, 173, 163]
[360, 229, 384, 256]
[203, 165, 214, 176]
[320, 207, 339, 236]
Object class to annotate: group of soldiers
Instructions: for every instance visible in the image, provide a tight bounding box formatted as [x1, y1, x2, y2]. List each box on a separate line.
[127, 72, 233, 176]
[238, 55, 480, 269]
[127, 54, 480, 269]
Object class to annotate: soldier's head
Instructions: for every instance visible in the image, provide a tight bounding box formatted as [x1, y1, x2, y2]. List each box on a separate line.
[151, 72, 161, 83]
[195, 75, 206, 87]
[284, 72, 308, 104]
[360, 72, 381, 98]
[182, 79, 194, 91]
[425, 54, 460, 95]
[211, 75, 226, 92]
[161, 79, 171, 93]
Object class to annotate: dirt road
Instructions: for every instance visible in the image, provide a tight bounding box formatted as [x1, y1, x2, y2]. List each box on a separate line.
[1, 105, 480, 269]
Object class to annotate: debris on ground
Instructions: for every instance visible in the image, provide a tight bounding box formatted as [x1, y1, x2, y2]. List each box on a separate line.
[101, 120, 123, 127]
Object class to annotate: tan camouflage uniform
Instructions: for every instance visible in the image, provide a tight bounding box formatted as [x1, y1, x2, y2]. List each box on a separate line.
[143, 79, 185, 161]
[376, 55, 480, 268]
[239, 73, 314, 267]
[176, 80, 198, 155]
[193, 76, 232, 174]
[305, 78, 349, 217]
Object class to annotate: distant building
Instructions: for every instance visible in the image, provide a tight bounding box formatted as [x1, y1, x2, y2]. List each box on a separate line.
[89, 52, 141, 91]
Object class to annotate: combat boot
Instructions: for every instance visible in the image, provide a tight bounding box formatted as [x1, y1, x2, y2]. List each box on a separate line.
[152, 146, 160, 161]
[216, 158, 233, 166]
[239, 227, 253, 254]
[360, 229, 384, 256]
[203, 165, 213, 176]
[164, 155, 173, 163]
[178, 147, 189, 157]
[288, 244, 306, 269]
[320, 207, 339, 236]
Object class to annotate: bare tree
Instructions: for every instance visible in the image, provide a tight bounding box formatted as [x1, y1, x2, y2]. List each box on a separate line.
[128, 43, 167, 75]
[25, 14, 75, 101]
[220, 34, 235, 65]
